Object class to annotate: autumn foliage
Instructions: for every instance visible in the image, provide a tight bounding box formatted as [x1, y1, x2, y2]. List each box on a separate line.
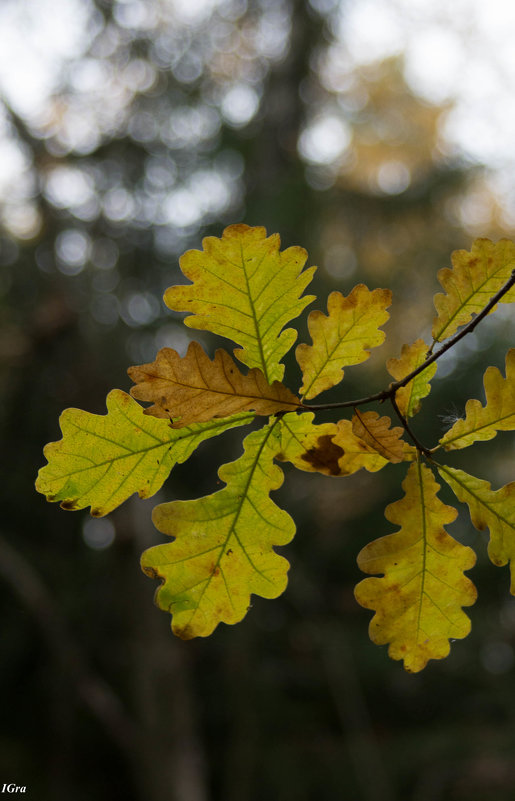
[36, 224, 515, 672]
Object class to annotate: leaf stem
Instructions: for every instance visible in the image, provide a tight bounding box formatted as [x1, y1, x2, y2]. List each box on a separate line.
[389, 394, 432, 457]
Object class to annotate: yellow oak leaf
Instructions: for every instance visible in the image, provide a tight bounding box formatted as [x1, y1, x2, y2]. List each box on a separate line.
[163, 224, 315, 383]
[128, 341, 300, 427]
[295, 284, 391, 400]
[332, 418, 389, 474]
[355, 462, 477, 673]
[35, 390, 254, 516]
[351, 409, 406, 464]
[141, 421, 294, 639]
[432, 238, 515, 342]
[438, 466, 515, 593]
[386, 338, 437, 417]
[439, 349, 515, 450]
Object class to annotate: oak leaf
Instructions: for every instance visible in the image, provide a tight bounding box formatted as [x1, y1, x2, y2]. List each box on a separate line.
[141, 421, 294, 639]
[296, 284, 391, 400]
[432, 238, 515, 342]
[163, 224, 315, 383]
[438, 466, 515, 592]
[332, 419, 389, 474]
[351, 409, 406, 464]
[439, 349, 515, 450]
[36, 390, 253, 516]
[355, 462, 477, 673]
[128, 341, 300, 427]
[386, 338, 437, 417]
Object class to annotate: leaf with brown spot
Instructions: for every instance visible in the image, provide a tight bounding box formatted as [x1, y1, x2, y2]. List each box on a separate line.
[274, 413, 343, 476]
[351, 410, 406, 464]
[386, 338, 437, 417]
[275, 413, 392, 477]
[128, 341, 301, 427]
[296, 284, 391, 400]
[438, 465, 515, 592]
[432, 238, 515, 342]
[355, 462, 477, 672]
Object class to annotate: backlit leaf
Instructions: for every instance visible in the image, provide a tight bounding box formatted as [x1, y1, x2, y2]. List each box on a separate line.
[296, 284, 391, 400]
[141, 421, 294, 639]
[386, 338, 437, 417]
[275, 413, 343, 476]
[432, 238, 515, 342]
[351, 409, 406, 464]
[355, 462, 477, 672]
[275, 413, 390, 476]
[439, 349, 515, 450]
[36, 390, 253, 517]
[438, 465, 515, 592]
[128, 341, 300, 427]
[163, 224, 316, 383]
[332, 419, 390, 474]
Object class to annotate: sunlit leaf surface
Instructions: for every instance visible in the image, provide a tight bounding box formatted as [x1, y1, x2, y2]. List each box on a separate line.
[387, 338, 437, 418]
[36, 390, 253, 516]
[351, 409, 406, 464]
[439, 465, 515, 592]
[355, 462, 477, 673]
[296, 284, 391, 400]
[128, 341, 300, 426]
[439, 349, 515, 450]
[432, 238, 515, 342]
[164, 224, 316, 383]
[141, 421, 294, 639]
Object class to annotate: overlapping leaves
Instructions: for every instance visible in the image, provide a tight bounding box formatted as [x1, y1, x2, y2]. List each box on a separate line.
[164, 223, 316, 383]
[128, 341, 300, 426]
[36, 227, 515, 672]
[142, 422, 294, 639]
[36, 390, 254, 516]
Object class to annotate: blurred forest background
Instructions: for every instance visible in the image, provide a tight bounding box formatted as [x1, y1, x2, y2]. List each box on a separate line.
[1, 0, 515, 799]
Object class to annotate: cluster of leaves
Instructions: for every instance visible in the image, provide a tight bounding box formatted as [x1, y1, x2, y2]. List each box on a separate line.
[36, 226, 515, 672]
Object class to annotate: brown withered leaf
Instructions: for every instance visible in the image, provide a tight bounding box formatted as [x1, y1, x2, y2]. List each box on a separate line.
[128, 341, 301, 427]
[351, 410, 406, 464]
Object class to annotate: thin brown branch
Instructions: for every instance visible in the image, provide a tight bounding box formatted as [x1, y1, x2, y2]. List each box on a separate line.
[303, 268, 515, 414]
[389, 394, 432, 457]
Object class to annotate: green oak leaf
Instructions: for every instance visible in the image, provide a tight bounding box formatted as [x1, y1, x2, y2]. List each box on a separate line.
[36, 389, 254, 516]
[141, 420, 294, 638]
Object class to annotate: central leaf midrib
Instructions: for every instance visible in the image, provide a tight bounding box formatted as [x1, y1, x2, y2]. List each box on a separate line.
[415, 461, 428, 644]
[435, 257, 515, 341]
[240, 242, 270, 383]
[184, 421, 280, 627]
[303, 308, 376, 397]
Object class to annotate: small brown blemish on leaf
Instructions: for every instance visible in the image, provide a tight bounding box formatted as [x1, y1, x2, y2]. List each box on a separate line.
[142, 565, 160, 580]
[90, 508, 103, 517]
[226, 548, 233, 556]
[301, 435, 344, 476]
[60, 500, 78, 510]
[213, 566, 220, 576]
[174, 624, 196, 640]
